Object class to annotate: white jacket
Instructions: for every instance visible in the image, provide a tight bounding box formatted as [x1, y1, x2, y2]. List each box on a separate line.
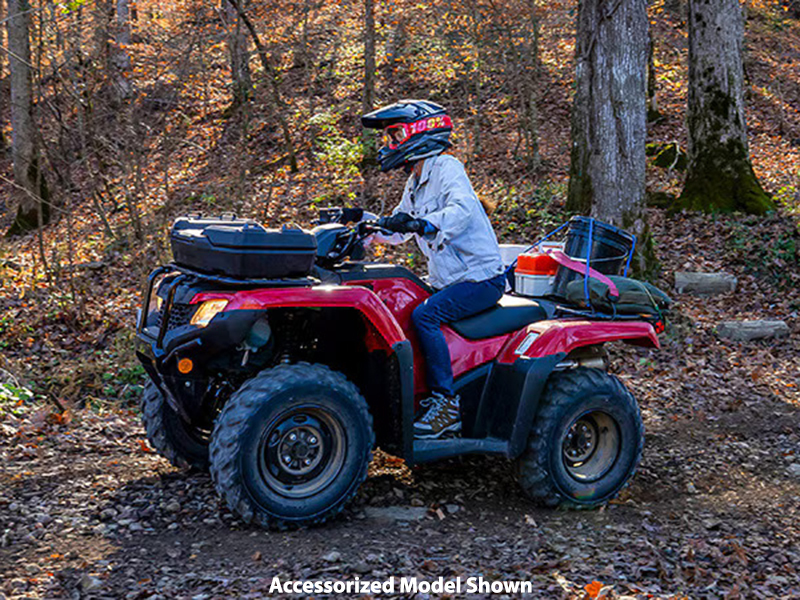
[376, 155, 504, 290]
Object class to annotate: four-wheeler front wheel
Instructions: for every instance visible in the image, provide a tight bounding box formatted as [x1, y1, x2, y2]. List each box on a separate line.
[209, 363, 373, 529]
[514, 368, 644, 509]
[140, 380, 210, 471]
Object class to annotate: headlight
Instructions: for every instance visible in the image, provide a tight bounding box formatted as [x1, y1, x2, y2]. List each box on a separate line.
[190, 299, 229, 327]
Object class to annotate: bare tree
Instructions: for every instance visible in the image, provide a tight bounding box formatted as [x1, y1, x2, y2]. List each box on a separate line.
[112, 0, 133, 99]
[677, 0, 772, 214]
[567, 0, 648, 238]
[647, 27, 661, 122]
[521, 0, 540, 172]
[7, 0, 49, 234]
[363, 0, 375, 115]
[222, 0, 251, 108]
[383, 17, 405, 74]
[0, 0, 6, 150]
[226, 0, 298, 172]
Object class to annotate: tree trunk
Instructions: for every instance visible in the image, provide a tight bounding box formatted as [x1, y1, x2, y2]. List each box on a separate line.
[223, 0, 251, 108]
[383, 17, 405, 74]
[0, 0, 6, 150]
[678, 0, 772, 214]
[469, 0, 482, 157]
[567, 0, 648, 235]
[6, 0, 49, 235]
[647, 27, 661, 122]
[363, 0, 375, 116]
[226, 0, 297, 172]
[112, 0, 133, 99]
[522, 0, 540, 173]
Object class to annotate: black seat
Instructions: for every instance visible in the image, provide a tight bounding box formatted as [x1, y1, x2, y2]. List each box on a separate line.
[450, 295, 549, 340]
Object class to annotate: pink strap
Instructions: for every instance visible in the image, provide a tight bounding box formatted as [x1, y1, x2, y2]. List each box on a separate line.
[544, 249, 620, 297]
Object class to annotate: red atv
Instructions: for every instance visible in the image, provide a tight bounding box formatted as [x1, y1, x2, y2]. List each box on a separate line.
[135, 211, 660, 528]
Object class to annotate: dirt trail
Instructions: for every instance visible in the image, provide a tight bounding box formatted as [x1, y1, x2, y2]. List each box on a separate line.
[1, 375, 798, 599]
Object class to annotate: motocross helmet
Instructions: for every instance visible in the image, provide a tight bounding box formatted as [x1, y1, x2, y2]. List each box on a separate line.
[361, 100, 453, 172]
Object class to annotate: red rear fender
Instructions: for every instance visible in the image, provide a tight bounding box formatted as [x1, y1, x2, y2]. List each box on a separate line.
[498, 319, 659, 364]
[190, 286, 407, 347]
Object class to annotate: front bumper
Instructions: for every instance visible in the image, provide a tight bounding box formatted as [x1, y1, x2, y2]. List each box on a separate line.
[135, 266, 266, 421]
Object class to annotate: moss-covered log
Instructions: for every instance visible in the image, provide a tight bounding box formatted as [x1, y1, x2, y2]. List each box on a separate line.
[678, 0, 773, 215]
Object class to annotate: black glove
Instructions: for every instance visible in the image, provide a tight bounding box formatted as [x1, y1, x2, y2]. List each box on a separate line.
[377, 212, 429, 234]
[340, 207, 364, 224]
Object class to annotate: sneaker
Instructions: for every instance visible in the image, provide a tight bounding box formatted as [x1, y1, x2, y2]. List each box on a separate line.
[413, 393, 461, 439]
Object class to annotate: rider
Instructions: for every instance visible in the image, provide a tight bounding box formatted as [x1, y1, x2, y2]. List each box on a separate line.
[361, 100, 505, 439]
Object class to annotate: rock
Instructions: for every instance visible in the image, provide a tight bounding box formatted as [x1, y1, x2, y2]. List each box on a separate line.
[364, 506, 428, 523]
[80, 574, 103, 592]
[445, 504, 460, 514]
[703, 519, 722, 530]
[165, 500, 181, 514]
[674, 272, 737, 295]
[322, 551, 341, 563]
[353, 561, 371, 574]
[100, 508, 118, 521]
[787, 464, 800, 479]
[686, 482, 698, 495]
[717, 320, 790, 342]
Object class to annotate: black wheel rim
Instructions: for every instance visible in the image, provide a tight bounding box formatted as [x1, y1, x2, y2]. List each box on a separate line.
[561, 410, 620, 483]
[257, 405, 346, 499]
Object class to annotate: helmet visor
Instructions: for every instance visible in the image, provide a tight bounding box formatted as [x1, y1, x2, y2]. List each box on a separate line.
[382, 115, 453, 150]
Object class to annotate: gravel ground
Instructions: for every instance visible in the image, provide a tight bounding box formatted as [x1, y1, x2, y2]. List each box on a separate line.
[1, 348, 799, 599]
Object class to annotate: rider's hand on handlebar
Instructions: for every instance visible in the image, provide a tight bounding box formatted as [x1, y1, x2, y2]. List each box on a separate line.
[376, 212, 430, 235]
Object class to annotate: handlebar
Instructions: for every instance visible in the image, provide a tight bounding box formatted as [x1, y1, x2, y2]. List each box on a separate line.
[355, 220, 395, 238]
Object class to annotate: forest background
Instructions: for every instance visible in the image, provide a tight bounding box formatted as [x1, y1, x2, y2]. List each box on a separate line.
[0, 0, 797, 398]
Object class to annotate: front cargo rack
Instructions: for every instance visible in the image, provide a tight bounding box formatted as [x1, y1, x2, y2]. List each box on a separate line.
[137, 263, 319, 350]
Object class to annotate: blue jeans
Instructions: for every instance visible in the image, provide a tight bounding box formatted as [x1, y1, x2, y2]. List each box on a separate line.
[412, 273, 505, 396]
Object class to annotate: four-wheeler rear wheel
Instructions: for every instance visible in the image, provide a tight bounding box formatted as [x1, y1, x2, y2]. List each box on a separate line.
[140, 380, 210, 471]
[514, 368, 644, 509]
[209, 363, 374, 529]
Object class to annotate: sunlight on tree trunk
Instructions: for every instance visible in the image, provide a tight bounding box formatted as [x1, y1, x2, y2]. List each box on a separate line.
[6, 0, 49, 235]
[647, 27, 661, 123]
[678, 0, 773, 214]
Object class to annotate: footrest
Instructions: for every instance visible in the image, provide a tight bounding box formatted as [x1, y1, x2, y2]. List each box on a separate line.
[412, 437, 509, 464]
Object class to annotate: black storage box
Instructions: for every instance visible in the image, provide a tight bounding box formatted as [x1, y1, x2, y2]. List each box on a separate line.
[170, 215, 317, 279]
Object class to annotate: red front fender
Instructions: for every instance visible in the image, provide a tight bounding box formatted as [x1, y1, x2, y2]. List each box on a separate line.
[498, 319, 660, 364]
[190, 285, 407, 347]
